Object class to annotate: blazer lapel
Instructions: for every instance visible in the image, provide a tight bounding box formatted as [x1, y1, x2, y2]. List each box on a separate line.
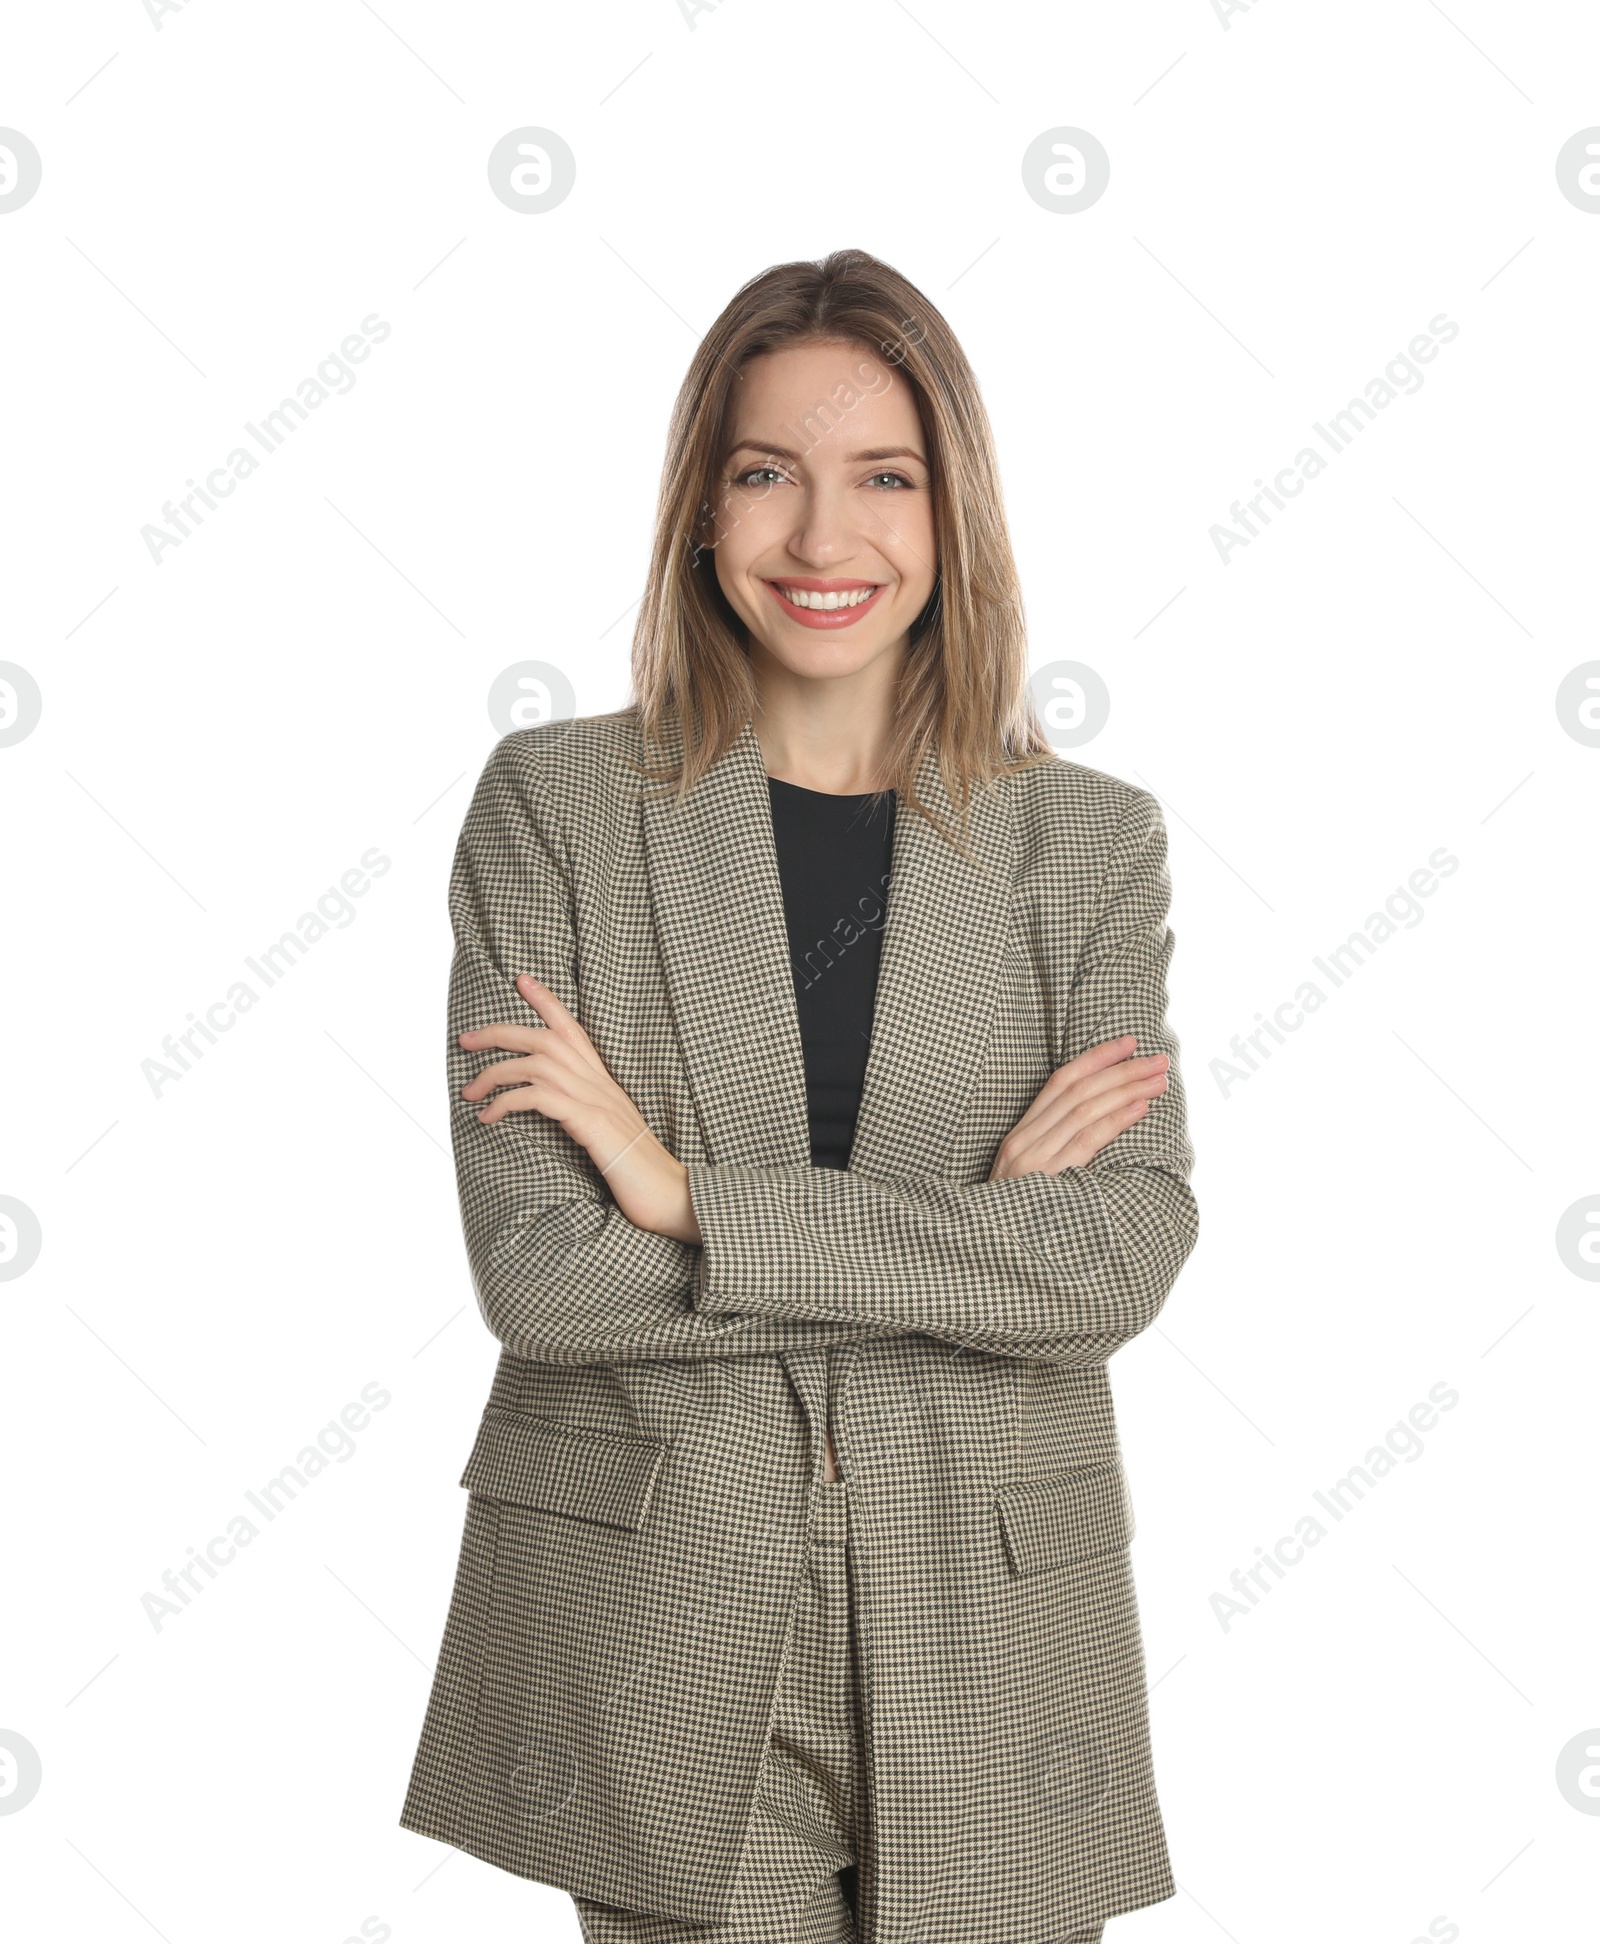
[640, 712, 812, 1170]
[638, 710, 1015, 1180]
[849, 740, 1014, 1180]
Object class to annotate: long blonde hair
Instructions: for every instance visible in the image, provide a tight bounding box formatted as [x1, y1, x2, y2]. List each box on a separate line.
[627, 247, 1055, 845]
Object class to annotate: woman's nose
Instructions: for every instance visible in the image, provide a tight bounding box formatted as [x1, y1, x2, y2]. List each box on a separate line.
[788, 487, 861, 564]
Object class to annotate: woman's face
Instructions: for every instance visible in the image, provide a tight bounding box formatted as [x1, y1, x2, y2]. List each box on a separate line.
[708, 337, 937, 683]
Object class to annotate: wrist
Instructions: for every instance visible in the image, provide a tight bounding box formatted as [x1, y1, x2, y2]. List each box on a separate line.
[667, 1154, 702, 1245]
[618, 1137, 700, 1245]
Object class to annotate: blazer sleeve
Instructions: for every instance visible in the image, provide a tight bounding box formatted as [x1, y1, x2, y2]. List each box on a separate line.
[448, 735, 906, 1366]
[684, 788, 1199, 1367]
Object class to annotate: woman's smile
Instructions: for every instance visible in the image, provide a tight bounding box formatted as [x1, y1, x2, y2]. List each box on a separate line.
[761, 575, 889, 629]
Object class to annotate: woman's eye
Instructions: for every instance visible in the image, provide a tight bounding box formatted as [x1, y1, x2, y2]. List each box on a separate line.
[731, 466, 916, 490]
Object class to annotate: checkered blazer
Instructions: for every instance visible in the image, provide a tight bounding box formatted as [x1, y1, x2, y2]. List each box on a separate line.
[400, 705, 1199, 1943]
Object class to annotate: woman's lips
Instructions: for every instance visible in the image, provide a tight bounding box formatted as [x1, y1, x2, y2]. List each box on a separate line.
[761, 579, 888, 630]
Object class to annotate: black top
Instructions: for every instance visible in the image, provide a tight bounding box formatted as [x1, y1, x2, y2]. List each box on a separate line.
[766, 776, 897, 1170]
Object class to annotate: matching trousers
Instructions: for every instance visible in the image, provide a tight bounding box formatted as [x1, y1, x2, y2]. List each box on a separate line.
[571, 1481, 1106, 1944]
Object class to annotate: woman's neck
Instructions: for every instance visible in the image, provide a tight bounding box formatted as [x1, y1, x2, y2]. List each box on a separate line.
[749, 643, 902, 794]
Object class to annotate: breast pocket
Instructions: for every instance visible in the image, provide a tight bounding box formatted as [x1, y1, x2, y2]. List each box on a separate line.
[460, 1406, 670, 1532]
[994, 1459, 1133, 1578]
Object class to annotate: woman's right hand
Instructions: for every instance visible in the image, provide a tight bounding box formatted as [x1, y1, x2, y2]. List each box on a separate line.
[988, 1035, 1170, 1181]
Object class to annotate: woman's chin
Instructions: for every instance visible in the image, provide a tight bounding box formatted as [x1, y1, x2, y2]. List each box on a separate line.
[746, 619, 907, 680]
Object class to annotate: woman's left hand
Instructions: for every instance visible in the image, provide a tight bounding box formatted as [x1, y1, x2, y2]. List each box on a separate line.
[459, 974, 703, 1245]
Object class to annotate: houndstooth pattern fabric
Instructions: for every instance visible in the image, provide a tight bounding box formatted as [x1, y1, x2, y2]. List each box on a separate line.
[572, 1479, 866, 1943]
[399, 706, 1198, 1943]
[571, 1482, 1106, 1944]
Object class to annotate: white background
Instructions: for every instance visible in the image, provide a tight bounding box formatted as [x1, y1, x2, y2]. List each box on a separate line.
[3, 1, 1597, 1940]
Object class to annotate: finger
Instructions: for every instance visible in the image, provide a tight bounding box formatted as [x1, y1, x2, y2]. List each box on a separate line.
[1045, 1067, 1168, 1149]
[461, 1035, 605, 1102]
[465, 1051, 599, 1124]
[459, 1023, 545, 1056]
[1010, 1070, 1164, 1174]
[1012, 1046, 1166, 1138]
[461, 1054, 538, 1102]
[514, 973, 582, 1037]
[515, 975, 608, 1071]
[459, 1028, 605, 1094]
[1048, 1038, 1170, 1104]
[1064, 1034, 1140, 1077]
[474, 1081, 559, 1126]
[1073, 1096, 1143, 1166]
[1058, 1093, 1152, 1169]
[1016, 1038, 1141, 1122]
[459, 1016, 602, 1080]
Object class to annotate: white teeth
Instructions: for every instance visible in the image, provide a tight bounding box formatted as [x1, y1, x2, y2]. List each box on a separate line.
[775, 584, 878, 610]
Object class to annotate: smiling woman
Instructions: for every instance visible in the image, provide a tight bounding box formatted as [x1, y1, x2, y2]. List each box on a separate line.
[710, 349, 934, 661]
[629, 254, 1041, 818]
[399, 248, 1198, 1944]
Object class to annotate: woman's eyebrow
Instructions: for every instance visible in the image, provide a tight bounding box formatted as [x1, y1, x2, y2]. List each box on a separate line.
[723, 440, 926, 465]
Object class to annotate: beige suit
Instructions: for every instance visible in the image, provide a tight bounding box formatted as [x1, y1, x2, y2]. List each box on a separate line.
[399, 707, 1199, 1943]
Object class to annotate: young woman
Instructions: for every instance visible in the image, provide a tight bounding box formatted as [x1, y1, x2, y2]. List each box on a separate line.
[401, 249, 1198, 1944]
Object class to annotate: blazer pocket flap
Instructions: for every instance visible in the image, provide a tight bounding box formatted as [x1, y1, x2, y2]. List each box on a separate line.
[460, 1407, 669, 1532]
[995, 1460, 1132, 1577]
